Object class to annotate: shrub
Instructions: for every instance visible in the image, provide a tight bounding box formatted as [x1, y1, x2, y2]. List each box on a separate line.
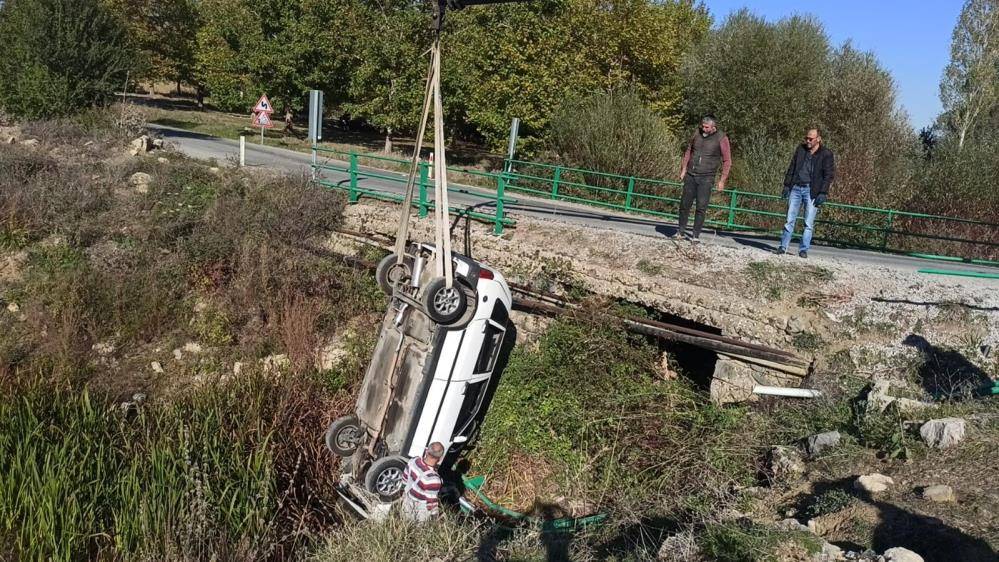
[549, 88, 682, 183]
[0, 0, 133, 119]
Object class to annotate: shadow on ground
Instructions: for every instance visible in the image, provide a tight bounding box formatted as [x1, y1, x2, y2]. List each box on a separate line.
[792, 477, 996, 562]
[903, 334, 992, 398]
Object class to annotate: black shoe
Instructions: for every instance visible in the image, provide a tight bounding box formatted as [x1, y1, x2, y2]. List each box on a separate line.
[775, 246, 787, 255]
[798, 250, 808, 258]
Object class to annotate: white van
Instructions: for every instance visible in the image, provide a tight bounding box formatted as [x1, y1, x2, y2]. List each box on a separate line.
[325, 243, 513, 502]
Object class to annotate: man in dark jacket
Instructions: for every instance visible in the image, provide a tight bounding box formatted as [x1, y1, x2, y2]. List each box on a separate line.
[675, 115, 732, 244]
[777, 127, 835, 258]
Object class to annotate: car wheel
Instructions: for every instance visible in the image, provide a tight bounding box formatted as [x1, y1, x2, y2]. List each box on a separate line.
[364, 455, 409, 502]
[375, 254, 412, 295]
[324, 415, 363, 457]
[422, 277, 473, 326]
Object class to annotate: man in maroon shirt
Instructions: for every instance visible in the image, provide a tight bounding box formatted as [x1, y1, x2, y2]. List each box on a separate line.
[676, 116, 732, 244]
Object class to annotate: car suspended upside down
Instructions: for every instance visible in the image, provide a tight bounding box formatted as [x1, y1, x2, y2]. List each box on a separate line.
[325, 243, 514, 508]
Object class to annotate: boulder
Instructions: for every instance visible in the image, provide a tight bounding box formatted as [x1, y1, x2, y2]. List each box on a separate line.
[129, 172, 152, 194]
[710, 358, 757, 404]
[921, 485, 955, 503]
[150, 361, 164, 374]
[128, 135, 152, 156]
[806, 431, 841, 457]
[920, 418, 965, 449]
[657, 531, 701, 562]
[157, 156, 169, 164]
[769, 446, 806, 482]
[883, 547, 923, 562]
[866, 380, 932, 414]
[21, 138, 39, 146]
[854, 473, 893, 494]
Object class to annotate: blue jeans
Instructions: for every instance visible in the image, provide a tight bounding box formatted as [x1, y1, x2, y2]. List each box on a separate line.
[780, 185, 818, 252]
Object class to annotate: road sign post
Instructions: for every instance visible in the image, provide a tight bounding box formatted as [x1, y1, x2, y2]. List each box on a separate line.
[251, 94, 275, 145]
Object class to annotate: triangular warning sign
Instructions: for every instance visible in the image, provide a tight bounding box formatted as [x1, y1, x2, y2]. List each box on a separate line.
[253, 94, 274, 114]
[252, 111, 274, 128]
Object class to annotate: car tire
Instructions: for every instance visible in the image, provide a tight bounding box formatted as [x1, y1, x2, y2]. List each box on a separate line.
[422, 276, 473, 326]
[364, 455, 409, 502]
[324, 415, 363, 457]
[375, 254, 412, 295]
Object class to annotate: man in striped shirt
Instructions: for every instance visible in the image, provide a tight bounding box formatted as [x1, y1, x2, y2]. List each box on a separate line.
[400, 442, 445, 521]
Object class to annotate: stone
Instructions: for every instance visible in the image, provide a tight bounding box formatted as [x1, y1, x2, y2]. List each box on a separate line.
[209, 167, 220, 174]
[151, 361, 164, 374]
[132, 392, 147, 404]
[182, 342, 203, 354]
[129, 172, 152, 194]
[710, 357, 758, 404]
[657, 531, 701, 562]
[157, 157, 169, 164]
[6, 302, 20, 313]
[173, 348, 184, 360]
[777, 518, 810, 532]
[866, 380, 932, 414]
[883, 547, 923, 562]
[787, 316, 808, 334]
[920, 418, 965, 449]
[921, 485, 955, 503]
[20, 138, 39, 146]
[151, 138, 164, 149]
[5, 136, 14, 144]
[92, 341, 115, 356]
[261, 354, 289, 374]
[233, 361, 243, 376]
[769, 446, 806, 482]
[854, 473, 894, 493]
[806, 431, 841, 457]
[814, 541, 844, 561]
[128, 135, 152, 155]
[317, 343, 349, 371]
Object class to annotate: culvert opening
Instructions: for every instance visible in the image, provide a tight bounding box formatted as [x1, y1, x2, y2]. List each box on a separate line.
[618, 300, 722, 391]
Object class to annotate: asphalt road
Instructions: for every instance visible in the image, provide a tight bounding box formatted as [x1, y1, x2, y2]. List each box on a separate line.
[149, 124, 997, 279]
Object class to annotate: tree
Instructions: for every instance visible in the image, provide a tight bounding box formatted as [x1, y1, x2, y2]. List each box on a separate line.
[0, 0, 133, 120]
[940, 0, 999, 150]
[679, 10, 831, 144]
[106, 0, 200, 90]
[341, 0, 431, 152]
[445, 0, 709, 151]
[195, 0, 353, 113]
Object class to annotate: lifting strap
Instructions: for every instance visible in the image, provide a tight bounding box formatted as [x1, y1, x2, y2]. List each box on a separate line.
[392, 35, 454, 289]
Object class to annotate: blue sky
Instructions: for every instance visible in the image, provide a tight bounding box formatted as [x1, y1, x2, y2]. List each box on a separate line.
[703, 1, 964, 129]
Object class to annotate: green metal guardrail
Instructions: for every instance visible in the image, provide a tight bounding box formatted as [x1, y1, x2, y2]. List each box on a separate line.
[504, 159, 999, 267]
[310, 145, 516, 235]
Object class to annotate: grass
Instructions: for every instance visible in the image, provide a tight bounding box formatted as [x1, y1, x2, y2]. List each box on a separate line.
[744, 260, 834, 302]
[0, 379, 278, 560]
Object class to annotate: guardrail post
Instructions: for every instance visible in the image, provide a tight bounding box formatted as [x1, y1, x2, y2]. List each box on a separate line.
[881, 210, 895, 251]
[727, 190, 738, 228]
[494, 173, 507, 235]
[418, 160, 429, 218]
[552, 166, 562, 199]
[625, 177, 635, 210]
[348, 153, 360, 203]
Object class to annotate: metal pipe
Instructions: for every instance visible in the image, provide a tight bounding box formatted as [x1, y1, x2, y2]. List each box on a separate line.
[752, 385, 821, 398]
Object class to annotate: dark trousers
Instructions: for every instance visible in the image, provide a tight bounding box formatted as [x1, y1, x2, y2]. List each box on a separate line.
[678, 174, 713, 238]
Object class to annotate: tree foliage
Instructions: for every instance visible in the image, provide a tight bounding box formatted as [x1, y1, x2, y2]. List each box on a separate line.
[0, 0, 133, 120]
[549, 88, 681, 180]
[195, 0, 353, 113]
[105, 0, 200, 87]
[940, 0, 999, 149]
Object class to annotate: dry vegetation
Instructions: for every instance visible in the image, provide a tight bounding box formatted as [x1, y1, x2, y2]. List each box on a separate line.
[1, 111, 996, 561]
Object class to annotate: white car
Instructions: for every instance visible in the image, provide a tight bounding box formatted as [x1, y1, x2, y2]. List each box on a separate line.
[325, 243, 514, 502]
